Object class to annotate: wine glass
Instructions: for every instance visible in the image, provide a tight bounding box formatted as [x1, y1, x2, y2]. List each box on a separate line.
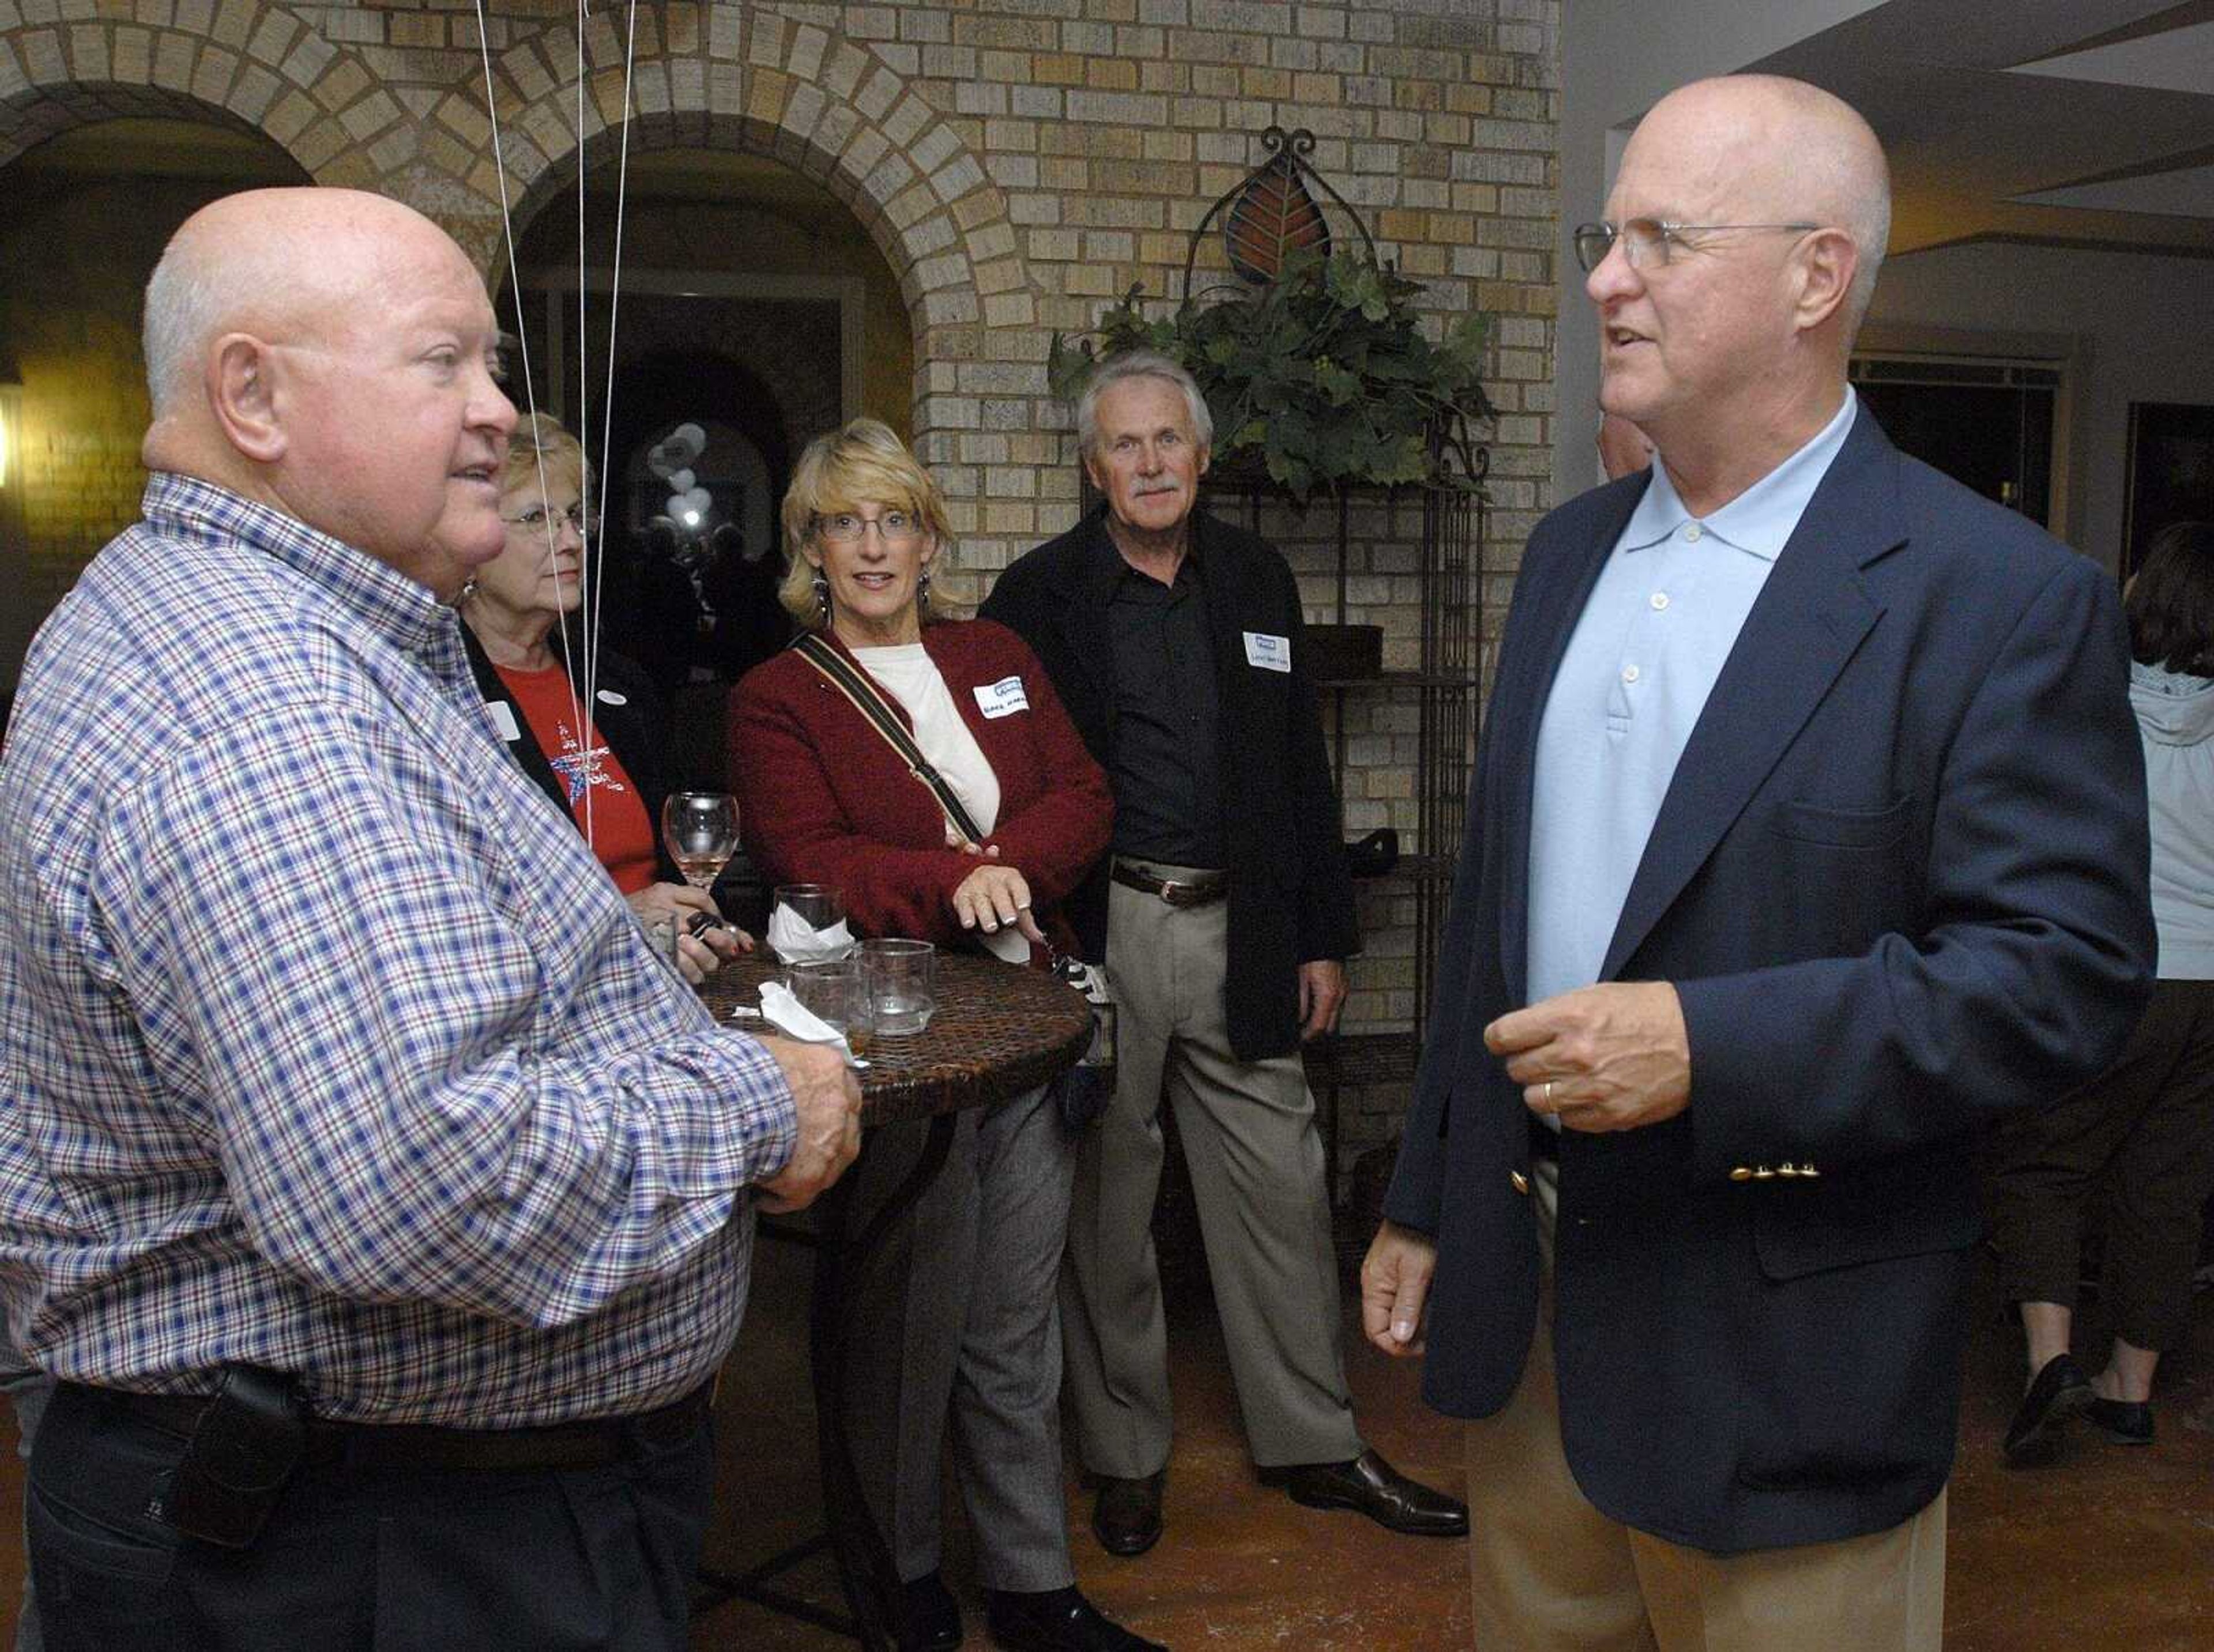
[661, 791, 740, 890]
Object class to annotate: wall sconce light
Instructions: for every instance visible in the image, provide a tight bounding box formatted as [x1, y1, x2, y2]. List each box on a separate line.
[0, 349, 22, 493]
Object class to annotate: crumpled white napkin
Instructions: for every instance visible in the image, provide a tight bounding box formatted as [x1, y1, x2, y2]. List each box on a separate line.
[766, 903, 856, 964]
[755, 980, 868, 1070]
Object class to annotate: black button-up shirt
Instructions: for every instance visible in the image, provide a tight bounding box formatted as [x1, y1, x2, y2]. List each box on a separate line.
[1106, 546, 1226, 868]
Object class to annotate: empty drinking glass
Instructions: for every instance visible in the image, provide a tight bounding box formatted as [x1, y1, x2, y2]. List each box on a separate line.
[861, 938, 936, 1036]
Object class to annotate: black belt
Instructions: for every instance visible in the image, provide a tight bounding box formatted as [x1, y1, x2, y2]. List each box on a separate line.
[1111, 861, 1229, 908]
[69, 1379, 714, 1475]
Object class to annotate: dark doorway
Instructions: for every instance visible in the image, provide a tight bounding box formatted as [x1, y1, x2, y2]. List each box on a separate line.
[0, 115, 310, 690]
[1849, 357, 2061, 528]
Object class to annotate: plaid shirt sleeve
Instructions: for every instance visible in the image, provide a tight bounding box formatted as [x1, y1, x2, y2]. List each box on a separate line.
[99, 693, 797, 1331]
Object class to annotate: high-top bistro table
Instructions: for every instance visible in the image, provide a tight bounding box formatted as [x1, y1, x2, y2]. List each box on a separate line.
[696, 952, 1093, 1649]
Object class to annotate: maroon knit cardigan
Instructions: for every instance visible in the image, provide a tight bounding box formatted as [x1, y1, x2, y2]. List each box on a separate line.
[728, 618, 1112, 960]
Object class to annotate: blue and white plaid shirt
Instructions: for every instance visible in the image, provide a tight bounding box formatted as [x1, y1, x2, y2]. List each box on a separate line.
[0, 474, 796, 1425]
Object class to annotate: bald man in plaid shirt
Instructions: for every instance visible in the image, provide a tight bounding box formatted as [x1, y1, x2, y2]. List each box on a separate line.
[0, 188, 860, 1652]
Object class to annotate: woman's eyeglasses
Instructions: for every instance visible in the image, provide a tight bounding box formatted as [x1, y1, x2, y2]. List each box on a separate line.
[504, 503, 599, 536]
[816, 511, 922, 546]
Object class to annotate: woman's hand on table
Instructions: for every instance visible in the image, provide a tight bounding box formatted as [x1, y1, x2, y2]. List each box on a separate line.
[755, 1036, 864, 1213]
[952, 843, 1045, 945]
[626, 882, 754, 985]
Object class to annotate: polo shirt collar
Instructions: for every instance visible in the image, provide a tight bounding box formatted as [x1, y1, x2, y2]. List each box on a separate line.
[1614, 389, 1859, 563]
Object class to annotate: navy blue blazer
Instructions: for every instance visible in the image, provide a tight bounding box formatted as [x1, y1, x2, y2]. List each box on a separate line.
[1383, 410, 2154, 1553]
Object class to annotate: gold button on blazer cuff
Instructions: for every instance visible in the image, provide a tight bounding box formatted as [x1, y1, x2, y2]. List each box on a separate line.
[1729, 1166, 1753, 1182]
[1753, 1164, 1776, 1180]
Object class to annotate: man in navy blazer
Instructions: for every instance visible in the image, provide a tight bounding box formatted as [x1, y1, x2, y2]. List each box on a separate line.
[1362, 76, 2154, 1648]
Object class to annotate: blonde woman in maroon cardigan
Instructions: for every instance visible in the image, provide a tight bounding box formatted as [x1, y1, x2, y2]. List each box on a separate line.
[729, 420, 1157, 1652]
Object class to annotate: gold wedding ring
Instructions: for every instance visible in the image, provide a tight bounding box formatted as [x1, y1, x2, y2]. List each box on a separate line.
[1543, 1080, 1556, 1111]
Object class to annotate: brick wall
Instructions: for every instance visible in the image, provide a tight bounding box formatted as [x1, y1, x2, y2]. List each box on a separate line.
[1, 0, 1561, 1180]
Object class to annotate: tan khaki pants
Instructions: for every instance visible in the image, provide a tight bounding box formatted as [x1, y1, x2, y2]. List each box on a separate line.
[1059, 870, 1361, 1476]
[1464, 1159, 1946, 1651]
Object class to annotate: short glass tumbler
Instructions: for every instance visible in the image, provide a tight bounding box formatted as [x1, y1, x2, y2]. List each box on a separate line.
[861, 938, 936, 1036]
[784, 956, 868, 1052]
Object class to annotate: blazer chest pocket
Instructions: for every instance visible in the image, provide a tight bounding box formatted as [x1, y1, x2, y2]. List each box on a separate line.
[1765, 792, 1911, 850]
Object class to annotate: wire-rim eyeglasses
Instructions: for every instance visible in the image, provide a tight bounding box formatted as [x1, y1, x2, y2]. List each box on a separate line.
[1573, 218, 1822, 274]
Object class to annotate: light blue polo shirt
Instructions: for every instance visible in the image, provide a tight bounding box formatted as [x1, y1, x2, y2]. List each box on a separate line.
[1525, 391, 1860, 1047]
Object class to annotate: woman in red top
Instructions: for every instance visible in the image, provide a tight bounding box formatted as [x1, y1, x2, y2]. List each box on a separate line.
[460, 414, 746, 984]
[731, 421, 1153, 1652]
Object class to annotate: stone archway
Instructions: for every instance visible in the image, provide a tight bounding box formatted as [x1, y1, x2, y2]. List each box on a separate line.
[468, 14, 1025, 339]
[451, 10, 1049, 597]
[0, 5, 406, 187]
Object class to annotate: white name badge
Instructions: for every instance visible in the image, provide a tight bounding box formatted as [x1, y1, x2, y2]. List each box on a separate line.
[1243, 631, 1291, 672]
[595, 688, 629, 708]
[485, 700, 522, 742]
[974, 675, 1030, 718]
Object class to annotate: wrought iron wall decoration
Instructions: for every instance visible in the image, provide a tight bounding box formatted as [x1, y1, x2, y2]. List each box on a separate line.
[1191, 126, 1373, 292]
[1048, 124, 1491, 504]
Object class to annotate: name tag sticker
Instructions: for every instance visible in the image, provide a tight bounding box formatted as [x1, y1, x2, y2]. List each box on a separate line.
[1243, 631, 1291, 673]
[595, 688, 629, 707]
[485, 700, 522, 742]
[974, 676, 1030, 719]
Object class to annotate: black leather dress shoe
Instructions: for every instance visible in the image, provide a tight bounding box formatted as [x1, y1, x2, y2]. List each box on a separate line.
[2083, 1394, 2155, 1446]
[1265, 1447, 1468, 1537]
[1090, 1472, 1164, 1558]
[2003, 1353, 2092, 1467]
[984, 1586, 1166, 1651]
[897, 1570, 962, 1652]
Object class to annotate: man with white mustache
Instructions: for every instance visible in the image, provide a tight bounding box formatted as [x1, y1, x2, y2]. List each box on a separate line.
[983, 349, 1467, 1562]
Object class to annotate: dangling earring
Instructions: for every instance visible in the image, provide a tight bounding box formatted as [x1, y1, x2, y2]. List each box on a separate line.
[917, 567, 931, 614]
[812, 572, 831, 626]
[456, 576, 478, 604]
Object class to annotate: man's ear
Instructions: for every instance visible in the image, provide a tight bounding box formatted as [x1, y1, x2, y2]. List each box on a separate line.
[1195, 443, 1211, 480]
[1792, 229, 1857, 335]
[208, 334, 286, 465]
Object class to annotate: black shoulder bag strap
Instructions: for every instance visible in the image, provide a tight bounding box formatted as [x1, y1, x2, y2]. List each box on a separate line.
[790, 632, 986, 847]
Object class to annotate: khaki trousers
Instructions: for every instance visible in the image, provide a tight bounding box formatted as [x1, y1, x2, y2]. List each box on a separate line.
[1059, 870, 1363, 1476]
[1466, 1160, 1946, 1651]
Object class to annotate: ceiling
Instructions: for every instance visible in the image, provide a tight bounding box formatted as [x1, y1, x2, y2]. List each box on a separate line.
[1754, 0, 2214, 259]
[14, 2, 2212, 267]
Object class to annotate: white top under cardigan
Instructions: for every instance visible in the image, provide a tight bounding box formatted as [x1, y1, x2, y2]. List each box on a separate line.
[853, 643, 1030, 965]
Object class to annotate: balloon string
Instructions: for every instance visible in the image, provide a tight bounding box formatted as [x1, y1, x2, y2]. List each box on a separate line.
[573, 0, 594, 848]
[587, 0, 641, 818]
[470, 0, 561, 708]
